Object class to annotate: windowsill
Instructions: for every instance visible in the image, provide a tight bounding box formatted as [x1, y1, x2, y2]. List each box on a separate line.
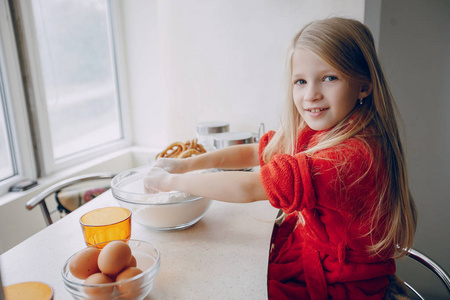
[0, 146, 158, 207]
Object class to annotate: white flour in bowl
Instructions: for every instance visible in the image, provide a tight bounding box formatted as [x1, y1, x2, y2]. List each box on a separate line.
[133, 197, 212, 230]
[127, 181, 211, 229]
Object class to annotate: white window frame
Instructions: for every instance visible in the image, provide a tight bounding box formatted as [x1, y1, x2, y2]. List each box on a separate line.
[15, 0, 131, 176]
[0, 0, 37, 195]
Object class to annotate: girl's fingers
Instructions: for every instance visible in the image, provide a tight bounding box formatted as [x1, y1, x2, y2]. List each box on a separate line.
[144, 167, 169, 193]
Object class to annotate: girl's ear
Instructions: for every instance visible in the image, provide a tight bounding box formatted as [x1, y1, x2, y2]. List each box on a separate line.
[359, 83, 373, 99]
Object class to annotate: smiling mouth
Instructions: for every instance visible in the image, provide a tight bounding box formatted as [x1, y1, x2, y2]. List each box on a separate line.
[307, 108, 327, 113]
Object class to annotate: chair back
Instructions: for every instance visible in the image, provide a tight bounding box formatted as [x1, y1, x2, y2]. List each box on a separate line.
[402, 248, 450, 299]
[26, 173, 116, 226]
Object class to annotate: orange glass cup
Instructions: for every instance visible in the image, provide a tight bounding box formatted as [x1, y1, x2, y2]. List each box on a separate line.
[80, 207, 131, 248]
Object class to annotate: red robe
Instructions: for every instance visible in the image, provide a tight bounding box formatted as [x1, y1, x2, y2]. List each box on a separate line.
[259, 126, 395, 300]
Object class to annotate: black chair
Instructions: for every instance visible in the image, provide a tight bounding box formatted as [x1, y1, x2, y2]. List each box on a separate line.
[26, 172, 116, 226]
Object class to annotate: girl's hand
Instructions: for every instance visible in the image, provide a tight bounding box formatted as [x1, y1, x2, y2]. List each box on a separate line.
[144, 167, 171, 193]
[153, 158, 189, 174]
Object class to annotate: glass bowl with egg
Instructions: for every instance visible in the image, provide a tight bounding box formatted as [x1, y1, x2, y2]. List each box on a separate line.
[111, 166, 214, 230]
[62, 239, 160, 300]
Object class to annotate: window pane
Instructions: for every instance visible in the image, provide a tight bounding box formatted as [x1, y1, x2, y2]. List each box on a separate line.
[0, 76, 16, 181]
[31, 0, 122, 160]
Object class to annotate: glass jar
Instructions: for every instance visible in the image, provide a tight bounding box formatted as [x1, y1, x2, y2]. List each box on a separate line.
[213, 132, 254, 171]
[196, 121, 230, 151]
[213, 132, 254, 149]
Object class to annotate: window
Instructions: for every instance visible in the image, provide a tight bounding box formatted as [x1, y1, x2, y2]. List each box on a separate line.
[16, 0, 129, 175]
[0, 0, 128, 195]
[0, 0, 34, 196]
[0, 71, 16, 182]
[28, 0, 124, 160]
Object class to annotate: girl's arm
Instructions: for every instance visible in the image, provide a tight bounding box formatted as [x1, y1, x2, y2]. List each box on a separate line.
[154, 143, 260, 174]
[144, 167, 268, 203]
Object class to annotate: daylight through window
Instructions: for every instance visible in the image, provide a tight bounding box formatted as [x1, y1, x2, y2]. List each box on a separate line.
[30, 0, 123, 160]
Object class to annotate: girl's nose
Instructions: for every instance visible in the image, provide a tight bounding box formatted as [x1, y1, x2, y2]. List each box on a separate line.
[304, 83, 323, 102]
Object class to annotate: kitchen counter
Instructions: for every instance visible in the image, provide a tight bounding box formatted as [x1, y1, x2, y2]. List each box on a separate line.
[0, 191, 278, 299]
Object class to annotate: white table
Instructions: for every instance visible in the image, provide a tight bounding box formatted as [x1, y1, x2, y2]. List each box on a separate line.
[0, 191, 278, 299]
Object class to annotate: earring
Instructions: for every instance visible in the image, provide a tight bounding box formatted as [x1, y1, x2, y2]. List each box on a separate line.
[359, 98, 363, 105]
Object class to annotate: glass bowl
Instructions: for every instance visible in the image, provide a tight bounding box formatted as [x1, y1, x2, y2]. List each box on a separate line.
[111, 166, 212, 230]
[62, 239, 160, 300]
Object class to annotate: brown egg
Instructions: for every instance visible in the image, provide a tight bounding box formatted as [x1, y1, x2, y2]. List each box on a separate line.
[116, 267, 144, 297]
[84, 273, 114, 297]
[69, 247, 101, 279]
[97, 241, 132, 276]
[127, 255, 137, 268]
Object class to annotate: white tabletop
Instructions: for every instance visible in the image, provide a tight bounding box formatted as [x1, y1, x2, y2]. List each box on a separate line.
[0, 191, 278, 299]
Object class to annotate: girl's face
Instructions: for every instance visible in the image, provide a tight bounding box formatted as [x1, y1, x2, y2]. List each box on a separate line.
[292, 48, 363, 131]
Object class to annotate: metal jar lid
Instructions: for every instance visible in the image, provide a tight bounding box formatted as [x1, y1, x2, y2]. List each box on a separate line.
[213, 132, 254, 149]
[196, 121, 230, 135]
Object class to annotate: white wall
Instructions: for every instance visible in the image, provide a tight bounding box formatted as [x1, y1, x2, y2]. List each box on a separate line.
[119, 0, 364, 147]
[365, 0, 450, 298]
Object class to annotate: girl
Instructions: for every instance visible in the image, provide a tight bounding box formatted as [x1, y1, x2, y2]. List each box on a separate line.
[144, 17, 417, 300]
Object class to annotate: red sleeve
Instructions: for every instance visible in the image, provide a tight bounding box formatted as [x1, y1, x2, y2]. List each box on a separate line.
[260, 153, 316, 214]
[258, 130, 315, 213]
[259, 136, 377, 215]
[258, 131, 276, 167]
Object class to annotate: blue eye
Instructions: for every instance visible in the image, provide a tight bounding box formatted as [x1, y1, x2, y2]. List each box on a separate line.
[324, 75, 338, 82]
[295, 79, 307, 85]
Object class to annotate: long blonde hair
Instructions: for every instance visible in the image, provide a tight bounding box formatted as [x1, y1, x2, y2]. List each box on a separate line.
[264, 17, 417, 257]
